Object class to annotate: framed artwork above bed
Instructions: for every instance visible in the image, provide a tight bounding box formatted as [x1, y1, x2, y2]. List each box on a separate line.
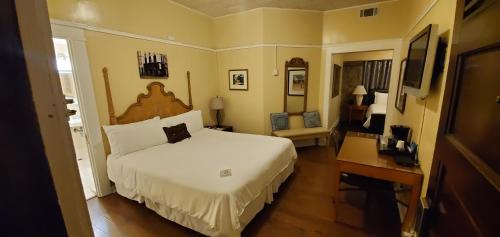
[395, 58, 407, 113]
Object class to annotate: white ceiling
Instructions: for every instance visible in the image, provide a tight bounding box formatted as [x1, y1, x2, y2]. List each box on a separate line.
[171, 0, 392, 17]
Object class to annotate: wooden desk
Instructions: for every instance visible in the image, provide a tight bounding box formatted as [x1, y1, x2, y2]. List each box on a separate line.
[333, 132, 422, 233]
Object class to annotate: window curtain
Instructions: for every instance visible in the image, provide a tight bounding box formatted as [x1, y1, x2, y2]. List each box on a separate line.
[362, 60, 392, 90]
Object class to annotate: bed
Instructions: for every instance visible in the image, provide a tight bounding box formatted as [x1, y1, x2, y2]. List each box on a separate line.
[363, 90, 388, 134]
[101, 68, 297, 236]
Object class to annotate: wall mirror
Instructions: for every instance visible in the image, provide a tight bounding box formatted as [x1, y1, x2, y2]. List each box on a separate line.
[284, 57, 309, 115]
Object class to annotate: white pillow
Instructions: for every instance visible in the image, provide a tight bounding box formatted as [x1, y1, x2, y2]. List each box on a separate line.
[103, 116, 166, 157]
[374, 92, 388, 105]
[161, 110, 204, 134]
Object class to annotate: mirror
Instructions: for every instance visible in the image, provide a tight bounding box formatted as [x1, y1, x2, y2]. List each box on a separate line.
[284, 57, 308, 115]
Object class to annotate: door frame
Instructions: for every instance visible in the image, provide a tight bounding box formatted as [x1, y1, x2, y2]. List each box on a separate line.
[322, 39, 403, 135]
[51, 24, 112, 196]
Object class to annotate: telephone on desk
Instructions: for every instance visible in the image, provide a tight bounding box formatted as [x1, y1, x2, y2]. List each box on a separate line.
[378, 136, 419, 167]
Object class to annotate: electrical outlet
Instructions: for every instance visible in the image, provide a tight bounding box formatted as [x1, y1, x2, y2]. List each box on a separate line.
[220, 168, 232, 177]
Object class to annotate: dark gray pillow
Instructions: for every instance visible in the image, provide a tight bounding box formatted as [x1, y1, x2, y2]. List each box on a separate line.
[270, 112, 289, 131]
[303, 111, 321, 128]
[163, 123, 191, 143]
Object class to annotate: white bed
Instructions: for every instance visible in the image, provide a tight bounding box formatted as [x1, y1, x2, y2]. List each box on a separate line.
[107, 128, 297, 236]
[363, 103, 387, 128]
[363, 91, 388, 128]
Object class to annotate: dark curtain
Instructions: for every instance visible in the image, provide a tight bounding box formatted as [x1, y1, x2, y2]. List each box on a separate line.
[362, 60, 392, 90]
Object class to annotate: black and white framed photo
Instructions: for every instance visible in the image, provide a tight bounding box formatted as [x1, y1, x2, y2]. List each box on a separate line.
[137, 51, 168, 79]
[395, 58, 407, 113]
[288, 69, 306, 96]
[228, 69, 248, 90]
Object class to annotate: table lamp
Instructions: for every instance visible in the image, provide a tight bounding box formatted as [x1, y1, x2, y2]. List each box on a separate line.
[352, 85, 367, 106]
[211, 96, 224, 127]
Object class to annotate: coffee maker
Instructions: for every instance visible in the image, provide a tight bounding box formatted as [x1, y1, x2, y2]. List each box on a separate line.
[391, 125, 412, 143]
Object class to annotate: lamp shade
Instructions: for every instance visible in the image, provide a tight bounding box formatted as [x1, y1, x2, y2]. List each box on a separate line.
[352, 85, 367, 95]
[210, 96, 224, 110]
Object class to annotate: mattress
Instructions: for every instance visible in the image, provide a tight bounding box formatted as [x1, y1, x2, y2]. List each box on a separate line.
[107, 128, 297, 236]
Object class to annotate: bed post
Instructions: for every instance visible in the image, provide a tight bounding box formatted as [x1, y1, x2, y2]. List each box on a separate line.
[102, 67, 118, 125]
[187, 71, 193, 109]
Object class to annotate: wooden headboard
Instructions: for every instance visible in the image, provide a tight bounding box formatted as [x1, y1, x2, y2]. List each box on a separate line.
[102, 67, 193, 125]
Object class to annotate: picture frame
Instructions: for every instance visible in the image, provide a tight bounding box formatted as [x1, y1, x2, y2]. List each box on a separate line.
[228, 69, 248, 90]
[137, 51, 168, 79]
[287, 69, 306, 96]
[331, 64, 341, 98]
[395, 58, 407, 113]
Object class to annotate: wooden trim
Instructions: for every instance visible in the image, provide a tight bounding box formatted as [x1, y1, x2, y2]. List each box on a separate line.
[187, 71, 193, 108]
[102, 67, 117, 125]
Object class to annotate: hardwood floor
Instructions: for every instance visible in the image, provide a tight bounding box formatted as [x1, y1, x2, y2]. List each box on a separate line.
[88, 146, 401, 237]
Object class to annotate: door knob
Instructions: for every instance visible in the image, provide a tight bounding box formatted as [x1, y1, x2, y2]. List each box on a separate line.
[496, 96, 499, 104]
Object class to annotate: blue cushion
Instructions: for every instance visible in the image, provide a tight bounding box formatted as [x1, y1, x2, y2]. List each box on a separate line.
[303, 111, 321, 128]
[270, 112, 289, 131]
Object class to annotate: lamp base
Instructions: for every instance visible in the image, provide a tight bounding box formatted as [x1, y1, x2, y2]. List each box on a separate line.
[355, 95, 364, 106]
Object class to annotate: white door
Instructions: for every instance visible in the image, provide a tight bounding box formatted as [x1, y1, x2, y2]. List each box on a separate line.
[51, 23, 112, 197]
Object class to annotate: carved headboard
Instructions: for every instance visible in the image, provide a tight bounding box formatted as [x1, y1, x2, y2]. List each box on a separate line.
[102, 67, 193, 125]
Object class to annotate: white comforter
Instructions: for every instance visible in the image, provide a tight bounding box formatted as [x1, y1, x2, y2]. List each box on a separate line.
[107, 128, 297, 236]
[363, 103, 387, 128]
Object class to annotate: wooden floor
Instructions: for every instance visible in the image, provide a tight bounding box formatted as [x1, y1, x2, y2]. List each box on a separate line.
[88, 146, 401, 237]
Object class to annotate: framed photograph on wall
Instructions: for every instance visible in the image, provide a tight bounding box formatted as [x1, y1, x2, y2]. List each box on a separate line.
[137, 51, 168, 79]
[331, 64, 341, 98]
[228, 69, 248, 90]
[395, 58, 407, 113]
[288, 69, 306, 96]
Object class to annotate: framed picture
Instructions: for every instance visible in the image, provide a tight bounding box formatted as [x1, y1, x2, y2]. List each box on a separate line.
[137, 51, 168, 79]
[395, 58, 407, 113]
[331, 64, 341, 98]
[228, 69, 248, 90]
[288, 69, 306, 96]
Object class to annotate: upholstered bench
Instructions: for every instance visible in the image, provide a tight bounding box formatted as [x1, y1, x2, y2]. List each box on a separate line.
[272, 127, 331, 151]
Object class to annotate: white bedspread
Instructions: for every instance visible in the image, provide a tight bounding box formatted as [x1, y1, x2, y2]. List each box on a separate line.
[107, 128, 297, 236]
[363, 103, 387, 128]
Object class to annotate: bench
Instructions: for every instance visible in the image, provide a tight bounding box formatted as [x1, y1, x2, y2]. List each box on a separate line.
[272, 127, 331, 151]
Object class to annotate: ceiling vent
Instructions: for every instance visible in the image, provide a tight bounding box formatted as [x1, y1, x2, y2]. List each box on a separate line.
[360, 8, 378, 17]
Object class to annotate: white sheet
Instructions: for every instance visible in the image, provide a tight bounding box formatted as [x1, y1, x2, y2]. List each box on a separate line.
[107, 128, 297, 236]
[363, 103, 387, 128]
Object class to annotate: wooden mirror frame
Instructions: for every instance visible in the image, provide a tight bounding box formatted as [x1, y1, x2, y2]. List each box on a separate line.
[284, 57, 309, 115]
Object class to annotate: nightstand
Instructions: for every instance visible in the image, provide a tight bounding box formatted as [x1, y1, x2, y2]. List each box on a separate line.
[204, 125, 233, 132]
[348, 105, 368, 124]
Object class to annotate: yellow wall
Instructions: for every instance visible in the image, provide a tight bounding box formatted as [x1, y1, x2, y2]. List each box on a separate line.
[386, 0, 457, 194]
[47, 0, 214, 48]
[85, 32, 218, 126]
[213, 9, 263, 49]
[216, 48, 265, 134]
[262, 8, 323, 45]
[323, 1, 411, 44]
[47, 0, 218, 127]
[214, 9, 323, 134]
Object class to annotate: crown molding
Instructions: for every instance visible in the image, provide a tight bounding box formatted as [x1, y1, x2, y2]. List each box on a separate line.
[50, 19, 216, 52]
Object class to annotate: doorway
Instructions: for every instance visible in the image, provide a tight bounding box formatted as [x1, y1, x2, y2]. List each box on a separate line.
[53, 38, 96, 199]
[328, 50, 394, 137]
